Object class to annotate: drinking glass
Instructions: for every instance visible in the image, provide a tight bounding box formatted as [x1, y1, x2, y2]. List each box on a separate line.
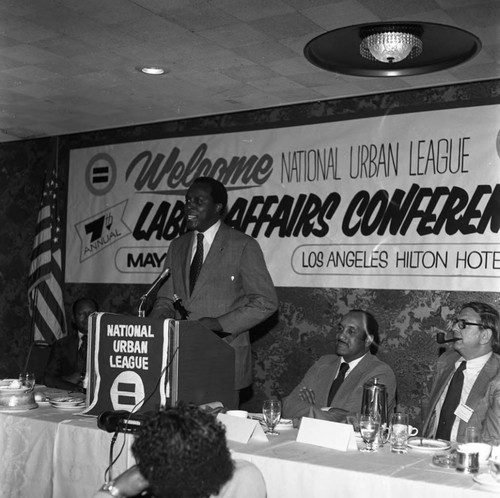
[359, 413, 380, 452]
[465, 426, 480, 443]
[19, 372, 35, 391]
[262, 399, 281, 436]
[389, 412, 410, 453]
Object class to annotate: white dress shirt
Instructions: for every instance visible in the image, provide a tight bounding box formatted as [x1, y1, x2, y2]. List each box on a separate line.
[190, 220, 221, 264]
[434, 351, 492, 441]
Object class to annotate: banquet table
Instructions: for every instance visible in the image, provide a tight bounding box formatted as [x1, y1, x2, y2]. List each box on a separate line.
[0, 399, 134, 498]
[229, 426, 498, 498]
[0, 401, 498, 498]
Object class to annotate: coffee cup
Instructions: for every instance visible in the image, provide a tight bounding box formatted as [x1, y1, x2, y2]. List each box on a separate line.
[408, 425, 419, 437]
[459, 443, 491, 465]
[456, 449, 479, 473]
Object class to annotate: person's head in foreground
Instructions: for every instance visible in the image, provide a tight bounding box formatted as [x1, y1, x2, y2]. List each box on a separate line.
[133, 403, 234, 498]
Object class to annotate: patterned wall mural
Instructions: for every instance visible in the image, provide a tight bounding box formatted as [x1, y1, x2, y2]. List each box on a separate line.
[0, 80, 498, 430]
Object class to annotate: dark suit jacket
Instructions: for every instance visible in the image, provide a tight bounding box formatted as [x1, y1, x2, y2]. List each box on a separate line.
[422, 349, 500, 443]
[282, 353, 397, 419]
[150, 222, 278, 390]
[44, 333, 81, 382]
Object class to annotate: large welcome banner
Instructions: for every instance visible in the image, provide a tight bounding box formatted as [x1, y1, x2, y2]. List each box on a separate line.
[66, 104, 500, 291]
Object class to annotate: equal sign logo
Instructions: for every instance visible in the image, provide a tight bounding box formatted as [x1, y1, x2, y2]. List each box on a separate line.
[85, 152, 117, 196]
[92, 165, 109, 184]
[110, 371, 145, 411]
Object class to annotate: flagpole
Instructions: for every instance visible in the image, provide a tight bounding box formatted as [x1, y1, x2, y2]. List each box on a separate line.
[28, 288, 38, 344]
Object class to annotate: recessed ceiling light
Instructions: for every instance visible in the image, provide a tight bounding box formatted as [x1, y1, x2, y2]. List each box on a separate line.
[136, 66, 168, 75]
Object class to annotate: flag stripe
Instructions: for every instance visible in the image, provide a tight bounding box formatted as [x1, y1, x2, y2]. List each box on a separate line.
[31, 287, 60, 343]
[28, 168, 67, 344]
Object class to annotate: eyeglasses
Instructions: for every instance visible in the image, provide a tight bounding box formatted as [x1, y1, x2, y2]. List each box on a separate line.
[451, 318, 484, 330]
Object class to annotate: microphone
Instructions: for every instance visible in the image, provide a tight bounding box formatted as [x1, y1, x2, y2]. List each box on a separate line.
[436, 332, 460, 344]
[97, 410, 147, 434]
[173, 293, 189, 319]
[138, 267, 171, 317]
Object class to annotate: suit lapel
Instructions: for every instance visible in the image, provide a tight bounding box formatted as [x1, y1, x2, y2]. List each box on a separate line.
[322, 357, 341, 405]
[175, 234, 192, 297]
[465, 355, 500, 409]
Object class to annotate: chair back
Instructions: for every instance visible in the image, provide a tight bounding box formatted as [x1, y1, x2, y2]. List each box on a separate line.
[23, 341, 52, 385]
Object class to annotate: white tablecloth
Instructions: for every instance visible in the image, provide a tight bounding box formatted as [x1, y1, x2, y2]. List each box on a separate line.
[229, 429, 498, 498]
[0, 403, 134, 498]
[0, 404, 498, 498]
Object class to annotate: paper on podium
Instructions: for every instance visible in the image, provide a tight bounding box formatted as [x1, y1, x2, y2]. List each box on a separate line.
[217, 413, 268, 443]
[296, 417, 358, 451]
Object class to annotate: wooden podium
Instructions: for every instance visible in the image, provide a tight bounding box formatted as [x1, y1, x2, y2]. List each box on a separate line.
[85, 313, 236, 416]
[169, 320, 236, 409]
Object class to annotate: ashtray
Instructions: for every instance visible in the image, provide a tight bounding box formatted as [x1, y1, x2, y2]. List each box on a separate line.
[432, 452, 457, 469]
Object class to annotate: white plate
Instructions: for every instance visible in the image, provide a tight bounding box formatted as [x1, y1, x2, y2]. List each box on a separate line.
[275, 419, 293, 430]
[248, 414, 293, 429]
[473, 473, 500, 491]
[249, 413, 264, 422]
[49, 399, 85, 408]
[407, 437, 451, 452]
[49, 396, 84, 404]
[49, 403, 85, 410]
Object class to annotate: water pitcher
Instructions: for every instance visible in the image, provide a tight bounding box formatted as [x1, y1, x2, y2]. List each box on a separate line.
[361, 377, 388, 447]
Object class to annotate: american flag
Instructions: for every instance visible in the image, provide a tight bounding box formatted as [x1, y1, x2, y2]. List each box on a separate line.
[27, 167, 67, 343]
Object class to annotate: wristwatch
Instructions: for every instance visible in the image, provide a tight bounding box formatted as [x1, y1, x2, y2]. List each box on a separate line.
[99, 481, 124, 498]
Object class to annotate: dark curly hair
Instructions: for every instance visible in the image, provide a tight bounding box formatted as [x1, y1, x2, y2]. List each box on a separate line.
[132, 403, 234, 498]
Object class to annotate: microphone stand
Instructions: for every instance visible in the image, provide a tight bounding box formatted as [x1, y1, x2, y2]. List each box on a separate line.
[138, 298, 147, 318]
[138, 268, 171, 317]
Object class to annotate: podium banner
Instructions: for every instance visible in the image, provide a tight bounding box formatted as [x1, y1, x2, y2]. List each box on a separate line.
[84, 312, 174, 416]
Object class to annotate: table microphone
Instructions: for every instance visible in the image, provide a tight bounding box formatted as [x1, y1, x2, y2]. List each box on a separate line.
[97, 410, 146, 434]
[436, 332, 459, 344]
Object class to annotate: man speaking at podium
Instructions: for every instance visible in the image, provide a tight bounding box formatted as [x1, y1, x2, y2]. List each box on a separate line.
[150, 177, 278, 402]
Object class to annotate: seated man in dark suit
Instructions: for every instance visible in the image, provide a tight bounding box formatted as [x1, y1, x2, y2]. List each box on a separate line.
[422, 301, 500, 444]
[44, 297, 98, 392]
[283, 309, 396, 421]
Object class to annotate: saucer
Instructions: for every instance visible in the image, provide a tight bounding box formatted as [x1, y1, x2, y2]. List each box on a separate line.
[275, 418, 293, 430]
[407, 437, 451, 452]
[473, 473, 500, 491]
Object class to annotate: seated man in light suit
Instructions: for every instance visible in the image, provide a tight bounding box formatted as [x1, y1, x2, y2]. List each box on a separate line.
[422, 301, 500, 444]
[283, 309, 396, 421]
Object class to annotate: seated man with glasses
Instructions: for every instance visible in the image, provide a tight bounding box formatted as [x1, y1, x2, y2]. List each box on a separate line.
[282, 309, 396, 422]
[422, 301, 500, 444]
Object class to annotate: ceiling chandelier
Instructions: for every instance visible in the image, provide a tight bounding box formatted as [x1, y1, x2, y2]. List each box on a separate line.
[303, 22, 481, 77]
[359, 25, 423, 64]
